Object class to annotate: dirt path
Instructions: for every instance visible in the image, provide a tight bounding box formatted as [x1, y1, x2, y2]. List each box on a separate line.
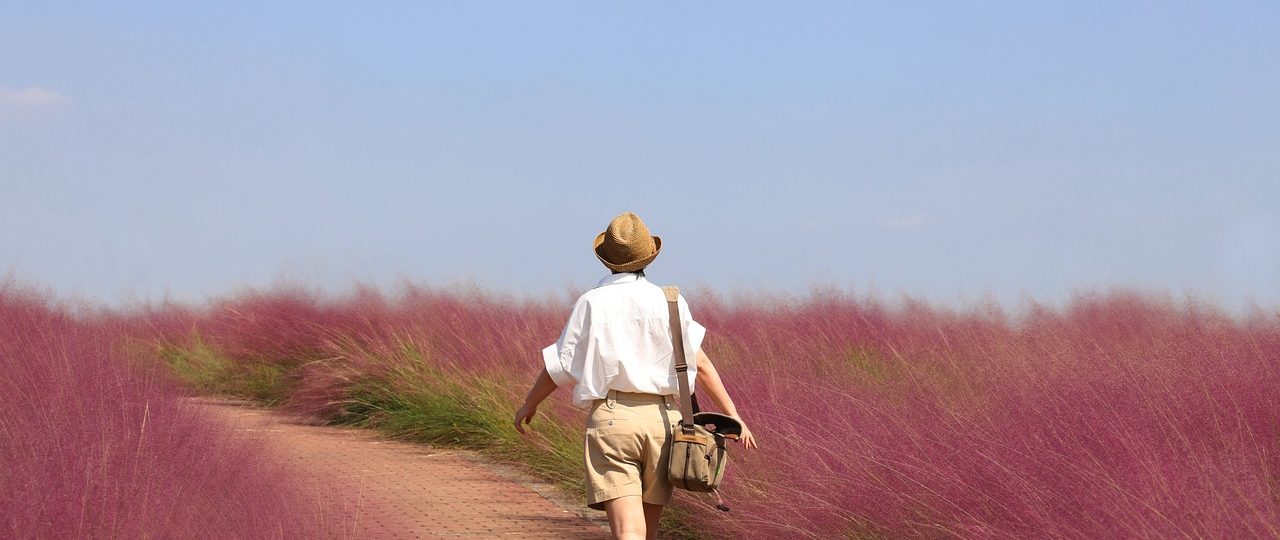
[187, 397, 607, 539]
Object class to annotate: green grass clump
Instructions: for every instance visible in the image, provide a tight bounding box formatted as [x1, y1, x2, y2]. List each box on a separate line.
[153, 339, 292, 405]
[335, 358, 588, 491]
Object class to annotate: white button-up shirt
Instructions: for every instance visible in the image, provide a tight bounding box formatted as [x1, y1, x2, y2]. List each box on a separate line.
[542, 272, 707, 409]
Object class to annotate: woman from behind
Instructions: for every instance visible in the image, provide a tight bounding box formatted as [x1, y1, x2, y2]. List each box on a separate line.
[514, 211, 757, 540]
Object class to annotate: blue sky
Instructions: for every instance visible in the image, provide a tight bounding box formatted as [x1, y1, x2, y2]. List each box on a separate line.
[2, 2, 1278, 310]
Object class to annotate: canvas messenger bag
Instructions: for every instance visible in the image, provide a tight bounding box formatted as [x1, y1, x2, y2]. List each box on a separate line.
[662, 286, 740, 511]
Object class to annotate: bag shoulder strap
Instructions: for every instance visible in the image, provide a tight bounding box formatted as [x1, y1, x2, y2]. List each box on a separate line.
[662, 285, 695, 431]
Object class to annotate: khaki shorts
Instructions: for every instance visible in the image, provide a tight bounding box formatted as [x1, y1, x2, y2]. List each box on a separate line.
[584, 390, 683, 510]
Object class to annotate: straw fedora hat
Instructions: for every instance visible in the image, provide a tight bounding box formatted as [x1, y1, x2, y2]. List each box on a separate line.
[594, 212, 662, 272]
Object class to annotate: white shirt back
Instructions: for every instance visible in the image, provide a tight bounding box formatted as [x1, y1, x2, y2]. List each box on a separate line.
[542, 272, 706, 409]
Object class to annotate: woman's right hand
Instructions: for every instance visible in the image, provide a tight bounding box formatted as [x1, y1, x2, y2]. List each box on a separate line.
[734, 418, 758, 449]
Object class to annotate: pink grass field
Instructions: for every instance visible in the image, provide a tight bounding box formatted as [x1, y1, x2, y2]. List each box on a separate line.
[148, 284, 1280, 539]
[0, 284, 342, 539]
[7, 278, 1280, 539]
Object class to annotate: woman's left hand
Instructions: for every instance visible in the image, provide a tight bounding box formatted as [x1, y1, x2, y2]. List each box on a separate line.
[514, 402, 537, 435]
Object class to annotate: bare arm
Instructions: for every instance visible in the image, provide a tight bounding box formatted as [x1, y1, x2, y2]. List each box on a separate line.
[514, 366, 557, 434]
[694, 348, 758, 449]
[694, 348, 738, 416]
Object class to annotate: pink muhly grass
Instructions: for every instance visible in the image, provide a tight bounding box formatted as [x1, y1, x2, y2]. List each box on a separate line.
[148, 283, 1280, 538]
[694, 290, 1280, 538]
[0, 285, 339, 539]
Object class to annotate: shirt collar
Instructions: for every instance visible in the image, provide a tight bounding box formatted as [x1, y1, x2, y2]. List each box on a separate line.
[596, 272, 646, 287]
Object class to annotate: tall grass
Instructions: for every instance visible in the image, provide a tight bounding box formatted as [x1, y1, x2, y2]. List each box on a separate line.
[700, 291, 1280, 537]
[0, 284, 340, 539]
[142, 284, 1280, 538]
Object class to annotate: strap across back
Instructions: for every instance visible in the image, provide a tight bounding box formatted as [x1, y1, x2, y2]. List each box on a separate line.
[662, 285, 696, 433]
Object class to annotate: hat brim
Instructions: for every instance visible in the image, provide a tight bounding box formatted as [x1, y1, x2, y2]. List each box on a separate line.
[594, 233, 661, 272]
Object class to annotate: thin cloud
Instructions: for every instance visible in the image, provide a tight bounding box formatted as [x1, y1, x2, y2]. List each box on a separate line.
[879, 214, 928, 228]
[0, 86, 66, 107]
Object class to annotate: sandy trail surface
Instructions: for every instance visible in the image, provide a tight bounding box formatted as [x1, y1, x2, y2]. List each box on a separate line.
[188, 397, 606, 539]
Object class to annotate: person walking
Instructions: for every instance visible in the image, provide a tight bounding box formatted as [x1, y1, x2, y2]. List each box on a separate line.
[514, 211, 757, 540]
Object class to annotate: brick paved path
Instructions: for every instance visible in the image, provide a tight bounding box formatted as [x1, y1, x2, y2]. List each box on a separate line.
[188, 397, 607, 539]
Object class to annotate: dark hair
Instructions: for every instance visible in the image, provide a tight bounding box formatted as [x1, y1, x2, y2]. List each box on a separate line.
[612, 268, 646, 277]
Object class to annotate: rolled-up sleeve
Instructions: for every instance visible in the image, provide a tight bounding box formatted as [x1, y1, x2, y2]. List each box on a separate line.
[677, 295, 707, 386]
[542, 343, 574, 386]
[542, 299, 587, 387]
[685, 319, 707, 357]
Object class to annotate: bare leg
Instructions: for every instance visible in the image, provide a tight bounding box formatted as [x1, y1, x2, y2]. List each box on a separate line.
[642, 502, 664, 540]
[603, 495, 646, 540]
